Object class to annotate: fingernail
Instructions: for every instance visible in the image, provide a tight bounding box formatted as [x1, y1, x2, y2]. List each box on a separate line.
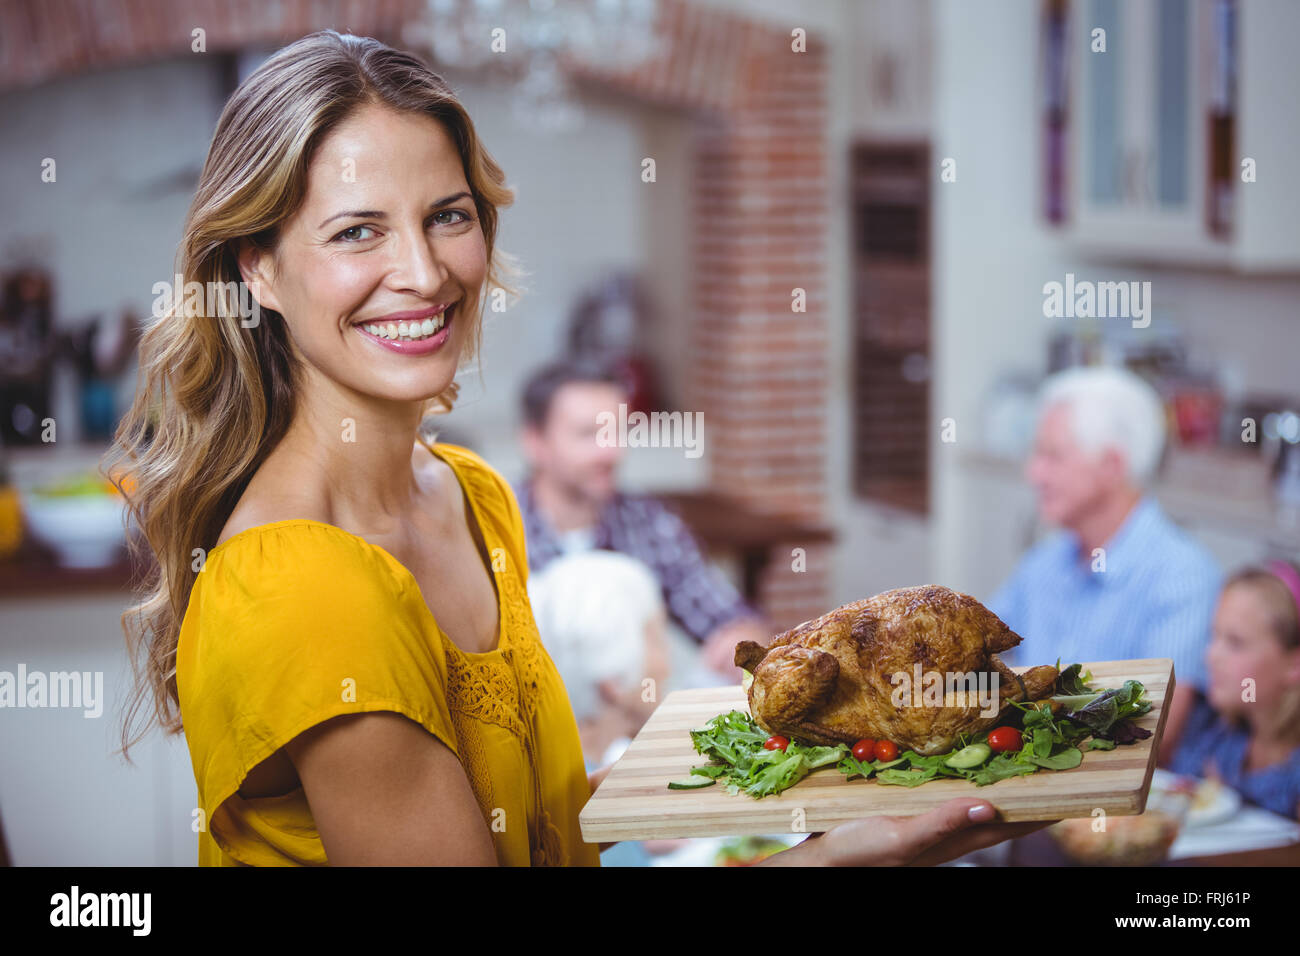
[968, 804, 995, 822]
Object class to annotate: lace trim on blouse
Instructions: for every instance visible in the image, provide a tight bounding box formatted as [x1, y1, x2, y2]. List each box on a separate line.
[438, 458, 568, 866]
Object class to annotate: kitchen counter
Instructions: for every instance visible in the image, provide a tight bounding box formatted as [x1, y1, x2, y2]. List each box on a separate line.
[1, 440, 149, 598]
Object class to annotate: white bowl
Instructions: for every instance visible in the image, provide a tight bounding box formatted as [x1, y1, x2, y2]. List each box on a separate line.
[19, 490, 128, 568]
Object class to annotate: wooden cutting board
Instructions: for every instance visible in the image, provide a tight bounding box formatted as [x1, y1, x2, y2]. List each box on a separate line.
[579, 658, 1174, 842]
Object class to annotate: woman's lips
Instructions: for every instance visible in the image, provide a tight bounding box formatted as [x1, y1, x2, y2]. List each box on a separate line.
[353, 303, 455, 355]
[365, 301, 454, 324]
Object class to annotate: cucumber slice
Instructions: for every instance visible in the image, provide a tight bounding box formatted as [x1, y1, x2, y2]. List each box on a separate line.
[945, 743, 992, 769]
[668, 776, 717, 790]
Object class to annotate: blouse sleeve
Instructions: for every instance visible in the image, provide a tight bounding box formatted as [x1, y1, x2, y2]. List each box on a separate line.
[178, 522, 460, 840]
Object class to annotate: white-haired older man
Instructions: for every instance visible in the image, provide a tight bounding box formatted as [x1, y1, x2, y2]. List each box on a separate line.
[988, 366, 1221, 765]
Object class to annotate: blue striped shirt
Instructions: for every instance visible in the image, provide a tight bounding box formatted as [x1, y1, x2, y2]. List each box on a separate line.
[988, 496, 1221, 690]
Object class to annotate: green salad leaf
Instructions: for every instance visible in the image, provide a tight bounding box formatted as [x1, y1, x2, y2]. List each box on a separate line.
[686, 711, 847, 798]
[1063, 680, 1152, 736]
[1054, 661, 1095, 696]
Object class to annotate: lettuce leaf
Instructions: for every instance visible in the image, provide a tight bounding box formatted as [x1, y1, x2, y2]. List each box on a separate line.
[687, 710, 848, 798]
[1064, 680, 1151, 736]
[1055, 661, 1095, 695]
[1021, 746, 1084, 770]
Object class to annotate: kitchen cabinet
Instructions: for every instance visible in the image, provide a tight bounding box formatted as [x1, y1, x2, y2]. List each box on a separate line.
[1055, 0, 1300, 271]
[1071, 0, 1201, 253]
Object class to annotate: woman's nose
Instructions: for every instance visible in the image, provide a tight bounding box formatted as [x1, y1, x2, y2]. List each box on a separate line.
[389, 231, 447, 297]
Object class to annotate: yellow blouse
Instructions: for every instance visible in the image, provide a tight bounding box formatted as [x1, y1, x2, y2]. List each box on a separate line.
[175, 440, 600, 867]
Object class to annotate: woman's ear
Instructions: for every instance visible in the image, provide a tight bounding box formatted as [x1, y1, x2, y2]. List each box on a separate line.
[236, 239, 282, 315]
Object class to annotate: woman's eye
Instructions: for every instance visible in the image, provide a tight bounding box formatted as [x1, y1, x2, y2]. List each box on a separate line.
[335, 225, 376, 242]
[431, 209, 470, 227]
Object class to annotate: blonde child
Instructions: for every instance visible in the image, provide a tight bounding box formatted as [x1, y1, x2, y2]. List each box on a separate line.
[1169, 560, 1300, 819]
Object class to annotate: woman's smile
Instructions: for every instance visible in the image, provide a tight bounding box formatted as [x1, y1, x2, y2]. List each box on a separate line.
[353, 300, 457, 354]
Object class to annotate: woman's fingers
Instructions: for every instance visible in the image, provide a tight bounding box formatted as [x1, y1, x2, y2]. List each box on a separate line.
[905, 819, 1056, 867]
[817, 798, 1052, 866]
[879, 798, 1001, 864]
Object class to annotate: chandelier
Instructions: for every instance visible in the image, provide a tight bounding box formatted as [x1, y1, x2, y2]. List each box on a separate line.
[404, 0, 666, 132]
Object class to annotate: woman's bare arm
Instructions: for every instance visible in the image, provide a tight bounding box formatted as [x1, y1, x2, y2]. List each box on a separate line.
[284, 711, 497, 865]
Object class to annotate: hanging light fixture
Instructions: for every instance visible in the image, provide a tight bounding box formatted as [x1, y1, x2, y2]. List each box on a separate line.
[404, 0, 666, 132]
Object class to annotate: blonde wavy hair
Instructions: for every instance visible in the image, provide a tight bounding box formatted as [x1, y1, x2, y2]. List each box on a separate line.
[103, 30, 521, 758]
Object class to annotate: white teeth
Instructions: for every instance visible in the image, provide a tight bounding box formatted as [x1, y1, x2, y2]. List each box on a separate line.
[361, 305, 452, 342]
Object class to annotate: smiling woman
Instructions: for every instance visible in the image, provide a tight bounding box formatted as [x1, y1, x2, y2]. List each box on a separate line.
[98, 31, 612, 867]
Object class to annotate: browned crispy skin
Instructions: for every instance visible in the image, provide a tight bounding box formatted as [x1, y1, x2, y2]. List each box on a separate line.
[736, 585, 1059, 755]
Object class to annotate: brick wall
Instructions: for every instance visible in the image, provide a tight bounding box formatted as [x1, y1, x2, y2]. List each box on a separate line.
[2, 0, 833, 630]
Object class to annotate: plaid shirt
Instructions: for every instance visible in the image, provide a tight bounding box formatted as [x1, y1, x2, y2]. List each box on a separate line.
[513, 475, 762, 645]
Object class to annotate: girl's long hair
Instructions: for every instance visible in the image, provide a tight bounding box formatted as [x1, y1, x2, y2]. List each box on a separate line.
[104, 30, 520, 758]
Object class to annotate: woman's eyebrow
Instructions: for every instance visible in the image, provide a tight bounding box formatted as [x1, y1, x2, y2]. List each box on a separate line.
[318, 191, 473, 229]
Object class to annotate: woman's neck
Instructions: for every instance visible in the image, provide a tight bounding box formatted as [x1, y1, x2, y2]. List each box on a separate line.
[276, 388, 429, 527]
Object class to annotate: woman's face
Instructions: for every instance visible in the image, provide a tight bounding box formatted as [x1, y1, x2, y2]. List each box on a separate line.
[1205, 582, 1299, 720]
[240, 103, 487, 405]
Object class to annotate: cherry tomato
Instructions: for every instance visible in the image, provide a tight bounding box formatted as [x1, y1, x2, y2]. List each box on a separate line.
[763, 735, 789, 752]
[874, 740, 899, 761]
[988, 727, 1023, 753]
[851, 739, 876, 761]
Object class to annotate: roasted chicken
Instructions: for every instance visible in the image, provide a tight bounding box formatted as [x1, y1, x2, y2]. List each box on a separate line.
[734, 585, 1059, 756]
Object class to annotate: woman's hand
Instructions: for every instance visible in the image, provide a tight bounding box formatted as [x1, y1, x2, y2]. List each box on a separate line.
[760, 798, 1055, 866]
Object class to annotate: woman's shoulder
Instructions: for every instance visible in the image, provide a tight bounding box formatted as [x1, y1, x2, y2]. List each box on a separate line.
[192, 518, 414, 643]
[209, 515, 392, 576]
[180, 518, 448, 710]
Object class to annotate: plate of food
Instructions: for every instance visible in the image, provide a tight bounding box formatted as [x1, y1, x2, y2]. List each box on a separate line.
[579, 585, 1174, 843]
[1182, 774, 1242, 828]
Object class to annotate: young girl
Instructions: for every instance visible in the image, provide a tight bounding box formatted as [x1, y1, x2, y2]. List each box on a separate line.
[1169, 560, 1300, 820]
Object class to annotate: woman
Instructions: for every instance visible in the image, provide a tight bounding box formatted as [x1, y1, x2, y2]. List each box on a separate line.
[108, 30, 1044, 866]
